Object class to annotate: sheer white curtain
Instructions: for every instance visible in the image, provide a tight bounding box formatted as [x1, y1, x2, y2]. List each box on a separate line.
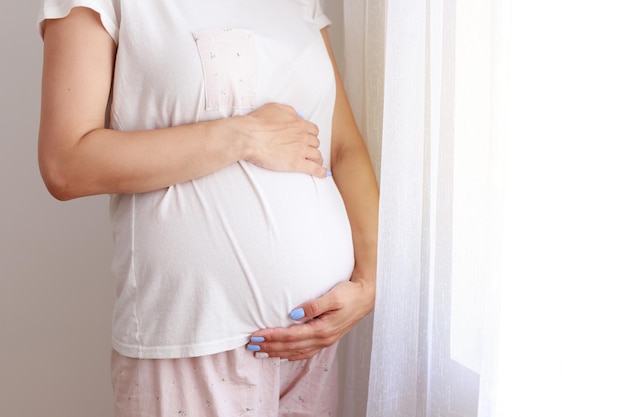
[327, 0, 506, 416]
[366, 0, 505, 415]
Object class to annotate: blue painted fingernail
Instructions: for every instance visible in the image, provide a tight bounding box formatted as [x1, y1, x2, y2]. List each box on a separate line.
[296, 111, 305, 119]
[247, 344, 261, 352]
[250, 337, 265, 343]
[326, 170, 332, 177]
[289, 308, 306, 321]
[255, 352, 269, 359]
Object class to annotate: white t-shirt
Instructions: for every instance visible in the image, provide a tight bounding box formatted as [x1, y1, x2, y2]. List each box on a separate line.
[38, 0, 354, 359]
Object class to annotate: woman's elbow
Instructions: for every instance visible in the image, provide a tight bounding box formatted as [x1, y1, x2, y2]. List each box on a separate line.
[38, 156, 77, 201]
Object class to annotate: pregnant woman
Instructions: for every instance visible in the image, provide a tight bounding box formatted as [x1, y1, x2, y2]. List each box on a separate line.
[37, 1, 378, 416]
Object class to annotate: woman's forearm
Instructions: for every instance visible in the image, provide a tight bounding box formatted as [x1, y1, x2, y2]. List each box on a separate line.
[332, 145, 379, 295]
[39, 118, 245, 200]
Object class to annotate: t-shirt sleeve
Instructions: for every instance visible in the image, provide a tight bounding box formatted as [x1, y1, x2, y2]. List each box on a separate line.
[37, 0, 120, 44]
[310, 0, 332, 29]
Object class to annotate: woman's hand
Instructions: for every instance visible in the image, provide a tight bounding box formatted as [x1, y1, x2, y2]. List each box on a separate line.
[247, 276, 375, 361]
[239, 103, 329, 178]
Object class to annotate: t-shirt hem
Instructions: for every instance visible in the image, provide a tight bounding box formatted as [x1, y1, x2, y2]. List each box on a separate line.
[112, 336, 250, 359]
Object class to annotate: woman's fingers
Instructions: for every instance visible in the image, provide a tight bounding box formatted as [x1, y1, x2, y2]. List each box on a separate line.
[248, 319, 335, 360]
[247, 281, 373, 361]
[241, 103, 329, 177]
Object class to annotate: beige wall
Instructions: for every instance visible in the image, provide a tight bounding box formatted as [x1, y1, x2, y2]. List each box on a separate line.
[0, 2, 346, 416]
[1, 1, 115, 416]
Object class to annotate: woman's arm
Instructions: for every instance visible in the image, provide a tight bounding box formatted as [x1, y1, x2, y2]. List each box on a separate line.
[326, 26, 379, 306]
[39, 7, 327, 201]
[249, 28, 379, 361]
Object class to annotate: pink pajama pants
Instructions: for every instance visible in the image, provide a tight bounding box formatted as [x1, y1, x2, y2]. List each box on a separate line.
[111, 344, 339, 417]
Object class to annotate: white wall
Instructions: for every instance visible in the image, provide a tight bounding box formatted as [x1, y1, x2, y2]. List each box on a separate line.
[0, 1, 115, 416]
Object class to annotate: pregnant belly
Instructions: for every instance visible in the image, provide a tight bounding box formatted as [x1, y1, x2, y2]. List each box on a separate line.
[110, 161, 354, 349]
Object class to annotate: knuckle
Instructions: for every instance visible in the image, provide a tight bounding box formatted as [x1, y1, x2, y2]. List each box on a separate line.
[308, 300, 322, 317]
[297, 142, 309, 153]
[292, 119, 307, 132]
[317, 329, 334, 343]
[310, 123, 320, 136]
[322, 335, 337, 347]
[283, 333, 299, 344]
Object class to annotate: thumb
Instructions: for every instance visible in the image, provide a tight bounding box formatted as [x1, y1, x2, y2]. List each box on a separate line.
[289, 289, 339, 321]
